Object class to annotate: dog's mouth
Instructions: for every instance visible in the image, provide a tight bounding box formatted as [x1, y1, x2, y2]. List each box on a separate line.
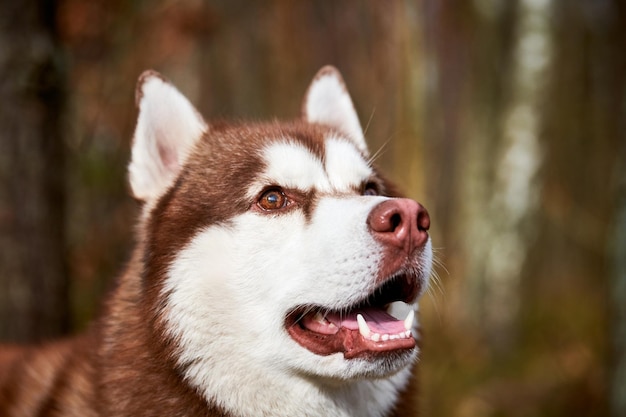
[285, 273, 421, 360]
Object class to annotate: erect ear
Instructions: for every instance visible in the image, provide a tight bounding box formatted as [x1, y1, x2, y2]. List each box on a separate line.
[129, 71, 207, 202]
[302, 66, 368, 155]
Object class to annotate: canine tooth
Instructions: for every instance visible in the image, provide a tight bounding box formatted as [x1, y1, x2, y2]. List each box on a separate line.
[404, 310, 415, 331]
[314, 312, 327, 324]
[405, 330, 411, 338]
[356, 314, 371, 338]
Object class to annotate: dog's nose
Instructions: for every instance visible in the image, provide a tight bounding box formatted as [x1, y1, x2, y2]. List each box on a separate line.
[367, 199, 430, 252]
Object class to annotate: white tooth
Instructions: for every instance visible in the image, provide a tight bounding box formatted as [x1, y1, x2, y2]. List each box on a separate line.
[381, 334, 390, 341]
[404, 310, 415, 331]
[356, 314, 371, 338]
[405, 330, 411, 338]
[314, 312, 327, 324]
[372, 333, 381, 342]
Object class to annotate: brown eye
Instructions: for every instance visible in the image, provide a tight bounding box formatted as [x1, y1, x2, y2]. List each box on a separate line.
[258, 188, 287, 210]
[363, 182, 379, 196]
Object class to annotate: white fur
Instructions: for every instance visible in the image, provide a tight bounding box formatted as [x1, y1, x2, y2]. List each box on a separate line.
[254, 141, 328, 194]
[304, 67, 368, 155]
[324, 137, 373, 191]
[161, 134, 431, 417]
[129, 73, 207, 201]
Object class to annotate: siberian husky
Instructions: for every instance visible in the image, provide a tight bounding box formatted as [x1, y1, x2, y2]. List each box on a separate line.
[0, 66, 432, 417]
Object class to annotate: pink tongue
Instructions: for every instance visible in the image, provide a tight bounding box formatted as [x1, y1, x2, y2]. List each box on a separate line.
[325, 307, 405, 335]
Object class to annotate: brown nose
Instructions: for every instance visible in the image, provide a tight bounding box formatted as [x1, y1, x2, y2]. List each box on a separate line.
[367, 199, 430, 253]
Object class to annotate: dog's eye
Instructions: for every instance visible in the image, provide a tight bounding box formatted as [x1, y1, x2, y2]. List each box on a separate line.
[363, 182, 379, 196]
[258, 188, 287, 210]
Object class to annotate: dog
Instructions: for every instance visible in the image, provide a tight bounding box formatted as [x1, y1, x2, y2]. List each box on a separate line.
[0, 66, 432, 417]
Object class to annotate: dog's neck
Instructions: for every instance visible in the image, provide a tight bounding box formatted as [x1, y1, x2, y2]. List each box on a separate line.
[183, 356, 412, 417]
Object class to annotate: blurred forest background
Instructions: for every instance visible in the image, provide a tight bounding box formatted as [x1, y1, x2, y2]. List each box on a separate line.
[0, 0, 624, 416]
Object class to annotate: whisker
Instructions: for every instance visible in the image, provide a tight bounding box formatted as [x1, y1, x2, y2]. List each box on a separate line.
[368, 136, 392, 166]
[432, 256, 449, 278]
[429, 270, 445, 297]
[424, 264, 446, 323]
[363, 107, 376, 137]
[293, 305, 316, 326]
[425, 289, 443, 324]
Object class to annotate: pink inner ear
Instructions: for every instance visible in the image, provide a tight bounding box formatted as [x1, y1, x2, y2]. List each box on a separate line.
[157, 142, 180, 172]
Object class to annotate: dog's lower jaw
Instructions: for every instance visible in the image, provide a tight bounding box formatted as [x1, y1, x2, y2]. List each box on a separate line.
[173, 321, 418, 417]
[183, 354, 415, 417]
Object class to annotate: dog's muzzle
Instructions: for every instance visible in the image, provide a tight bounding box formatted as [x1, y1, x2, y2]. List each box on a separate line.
[285, 198, 431, 360]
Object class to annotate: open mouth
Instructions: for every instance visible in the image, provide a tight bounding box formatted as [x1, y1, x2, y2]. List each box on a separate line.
[285, 273, 421, 359]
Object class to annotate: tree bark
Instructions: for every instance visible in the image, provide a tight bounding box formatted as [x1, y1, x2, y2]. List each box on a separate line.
[0, 0, 69, 342]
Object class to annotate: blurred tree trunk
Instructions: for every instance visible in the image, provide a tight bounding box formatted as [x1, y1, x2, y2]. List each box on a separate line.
[477, 0, 553, 348]
[0, 0, 69, 342]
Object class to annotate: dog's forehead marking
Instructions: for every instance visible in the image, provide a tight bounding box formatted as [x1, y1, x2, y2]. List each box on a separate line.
[260, 137, 372, 194]
[324, 136, 372, 191]
[261, 141, 328, 191]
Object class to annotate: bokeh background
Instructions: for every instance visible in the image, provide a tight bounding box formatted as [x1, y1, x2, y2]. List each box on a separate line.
[1, 1, 624, 416]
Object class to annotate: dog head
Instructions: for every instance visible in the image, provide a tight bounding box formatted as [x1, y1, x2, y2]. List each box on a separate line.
[129, 66, 432, 410]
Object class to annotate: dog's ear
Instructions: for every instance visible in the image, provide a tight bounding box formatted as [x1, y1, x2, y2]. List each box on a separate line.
[302, 66, 368, 155]
[129, 71, 207, 202]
